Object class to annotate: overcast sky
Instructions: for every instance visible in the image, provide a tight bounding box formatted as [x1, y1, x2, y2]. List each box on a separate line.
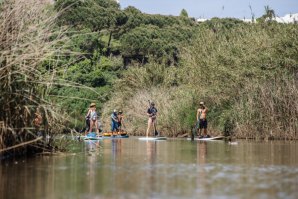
[120, 0, 298, 19]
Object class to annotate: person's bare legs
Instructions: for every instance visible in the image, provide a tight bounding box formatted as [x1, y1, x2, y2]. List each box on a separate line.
[203, 128, 207, 137]
[152, 120, 157, 136]
[89, 120, 95, 133]
[95, 120, 99, 135]
[146, 118, 152, 137]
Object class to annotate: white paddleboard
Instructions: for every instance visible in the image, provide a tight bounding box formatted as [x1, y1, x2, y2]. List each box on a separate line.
[138, 137, 167, 141]
[81, 136, 102, 140]
[187, 136, 225, 141]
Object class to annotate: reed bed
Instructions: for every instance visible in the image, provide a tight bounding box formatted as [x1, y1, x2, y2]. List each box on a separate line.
[0, 0, 69, 158]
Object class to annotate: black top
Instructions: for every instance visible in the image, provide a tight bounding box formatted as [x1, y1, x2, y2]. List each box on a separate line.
[147, 107, 157, 117]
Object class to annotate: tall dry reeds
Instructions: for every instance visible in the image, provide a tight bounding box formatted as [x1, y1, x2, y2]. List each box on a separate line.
[179, 23, 298, 139]
[0, 0, 69, 158]
[102, 63, 207, 136]
[233, 75, 298, 139]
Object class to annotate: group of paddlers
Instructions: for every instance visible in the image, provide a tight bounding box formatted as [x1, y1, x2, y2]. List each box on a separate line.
[84, 103, 124, 135]
[83, 100, 209, 138]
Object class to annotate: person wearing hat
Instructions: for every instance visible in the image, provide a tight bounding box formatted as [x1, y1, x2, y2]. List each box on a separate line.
[86, 102, 98, 135]
[111, 109, 118, 133]
[196, 102, 209, 138]
[146, 102, 158, 137]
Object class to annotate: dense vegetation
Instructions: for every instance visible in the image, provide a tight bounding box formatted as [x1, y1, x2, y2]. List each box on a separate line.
[52, 0, 297, 139]
[0, 0, 71, 158]
[0, 0, 297, 159]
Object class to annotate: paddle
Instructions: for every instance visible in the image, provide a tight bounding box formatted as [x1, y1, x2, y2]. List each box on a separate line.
[153, 121, 159, 137]
[191, 120, 200, 141]
[148, 100, 159, 137]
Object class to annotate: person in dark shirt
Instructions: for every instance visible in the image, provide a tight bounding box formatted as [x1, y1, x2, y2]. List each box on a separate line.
[146, 102, 158, 137]
[111, 109, 118, 133]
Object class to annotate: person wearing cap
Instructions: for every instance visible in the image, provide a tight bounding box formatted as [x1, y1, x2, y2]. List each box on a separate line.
[87, 102, 99, 135]
[146, 102, 158, 137]
[196, 102, 209, 138]
[111, 109, 118, 133]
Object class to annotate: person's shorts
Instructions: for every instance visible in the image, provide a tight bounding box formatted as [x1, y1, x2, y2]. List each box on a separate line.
[199, 119, 208, 129]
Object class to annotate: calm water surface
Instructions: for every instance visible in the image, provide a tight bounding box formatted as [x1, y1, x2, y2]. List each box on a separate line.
[1, 138, 298, 199]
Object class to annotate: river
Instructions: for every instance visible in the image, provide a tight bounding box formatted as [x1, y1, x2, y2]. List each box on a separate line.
[1, 138, 298, 199]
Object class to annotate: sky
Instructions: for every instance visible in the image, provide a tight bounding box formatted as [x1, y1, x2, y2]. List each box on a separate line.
[120, 0, 298, 19]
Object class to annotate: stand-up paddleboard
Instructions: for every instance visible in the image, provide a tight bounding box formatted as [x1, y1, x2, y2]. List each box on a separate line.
[77, 132, 129, 140]
[103, 134, 129, 139]
[187, 136, 225, 141]
[103, 132, 129, 138]
[82, 136, 102, 140]
[78, 132, 102, 140]
[138, 136, 167, 141]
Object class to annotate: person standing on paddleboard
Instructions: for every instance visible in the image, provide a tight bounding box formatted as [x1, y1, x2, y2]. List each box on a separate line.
[88, 103, 99, 135]
[117, 110, 125, 132]
[146, 102, 158, 137]
[84, 105, 92, 135]
[197, 102, 209, 138]
[111, 109, 118, 133]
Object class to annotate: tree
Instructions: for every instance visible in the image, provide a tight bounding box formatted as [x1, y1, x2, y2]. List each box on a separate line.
[54, 0, 127, 55]
[264, 5, 276, 21]
[257, 5, 276, 23]
[55, 0, 121, 31]
[180, 9, 188, 18]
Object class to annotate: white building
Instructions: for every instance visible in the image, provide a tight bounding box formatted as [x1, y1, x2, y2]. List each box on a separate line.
[273, 14, 298, 23]
[196, 13, 298, 24]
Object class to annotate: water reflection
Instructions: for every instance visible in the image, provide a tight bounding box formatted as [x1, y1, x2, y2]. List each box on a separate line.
[85, 140, 101, 153]
[84, 140, 101, 195]
[197, 141, 207, 164]
[146, 141, 157, 196]
[1, 139, 298, 199]
[146, 140, 157, 164]
[196, 142, 207, 196]
[111, 139, 122, 160]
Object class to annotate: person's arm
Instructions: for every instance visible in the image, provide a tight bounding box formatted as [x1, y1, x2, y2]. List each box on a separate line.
[112, 115, 118, 122]
[147, 108, 152, 117]
[121, 116, 126, 127]
[196, 109, 200, 121]
[86, 109, 91, 118]
[153, 108, 157, 118]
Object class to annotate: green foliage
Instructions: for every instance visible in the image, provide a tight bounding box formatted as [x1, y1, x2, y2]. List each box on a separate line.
[50, 1, 297, 138]
[54, 0, 124, 31]
[120, 24, 195, 64]
[119, 7, 195, 36]
[180, 9, 188, 18]
[106, 19, 298, 138]
[202, 17, 245, 31]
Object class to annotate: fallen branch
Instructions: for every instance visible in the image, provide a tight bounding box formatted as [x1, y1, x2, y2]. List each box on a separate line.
[0, 137, 43, 153]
